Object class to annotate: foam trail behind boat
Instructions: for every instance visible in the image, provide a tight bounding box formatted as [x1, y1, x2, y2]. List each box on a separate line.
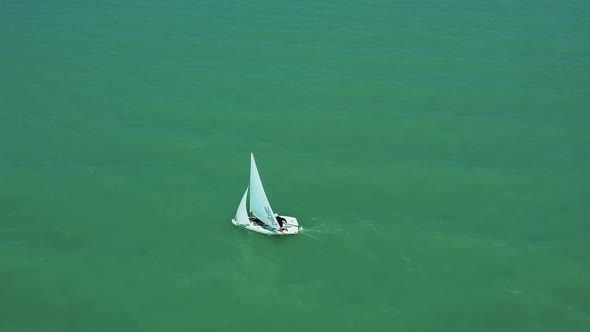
[298, 229, 321, 241]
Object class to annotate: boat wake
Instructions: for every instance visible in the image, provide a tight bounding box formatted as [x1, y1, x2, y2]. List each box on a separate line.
[297, 220, 343, 239]
[299, 230, 321, 241]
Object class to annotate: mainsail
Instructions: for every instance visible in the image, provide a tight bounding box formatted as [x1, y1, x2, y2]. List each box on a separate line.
[234, 187, 249, 226]
[249, 153, 280, 230]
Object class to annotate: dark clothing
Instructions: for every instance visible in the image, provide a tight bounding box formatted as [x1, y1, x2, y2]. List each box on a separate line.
[276, 216, 285, 228]
[251, 217, 265, 227]
[251, 214, 286, 229]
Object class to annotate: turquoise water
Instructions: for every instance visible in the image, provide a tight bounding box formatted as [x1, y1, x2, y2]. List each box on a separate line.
[1, 1, 589, 331]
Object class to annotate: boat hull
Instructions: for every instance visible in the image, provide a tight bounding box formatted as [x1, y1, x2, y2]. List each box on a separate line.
[231, 215, 301, 235]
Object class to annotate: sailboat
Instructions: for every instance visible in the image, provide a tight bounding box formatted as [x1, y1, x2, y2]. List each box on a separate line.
[231, 153, 301, 235]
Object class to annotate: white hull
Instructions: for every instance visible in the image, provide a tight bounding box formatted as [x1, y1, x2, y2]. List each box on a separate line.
[231, 215, 301, 236]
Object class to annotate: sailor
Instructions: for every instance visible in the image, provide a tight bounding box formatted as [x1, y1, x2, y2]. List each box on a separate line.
[275, 215, 285, 228]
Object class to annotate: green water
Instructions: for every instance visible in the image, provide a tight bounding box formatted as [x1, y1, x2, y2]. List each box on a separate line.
[1, 0, 589, 330]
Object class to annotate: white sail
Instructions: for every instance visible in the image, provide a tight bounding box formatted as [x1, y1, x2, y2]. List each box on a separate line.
[249, 153, 280, 230]
[234, 187, 249, 226]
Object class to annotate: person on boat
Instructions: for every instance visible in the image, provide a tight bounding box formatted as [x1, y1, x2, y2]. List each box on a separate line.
[251, 218, 265, 227]
[275, 215, 285, 228]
